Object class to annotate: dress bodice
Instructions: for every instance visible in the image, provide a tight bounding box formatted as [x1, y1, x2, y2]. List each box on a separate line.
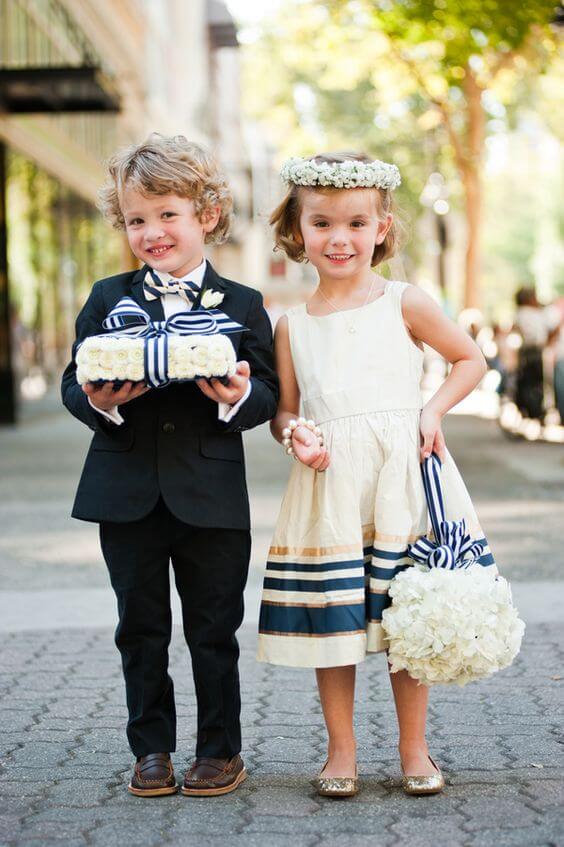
[286, 280, 424, 424]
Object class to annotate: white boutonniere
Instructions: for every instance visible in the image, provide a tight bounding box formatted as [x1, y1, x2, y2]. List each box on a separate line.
[201, 288, 224, 309]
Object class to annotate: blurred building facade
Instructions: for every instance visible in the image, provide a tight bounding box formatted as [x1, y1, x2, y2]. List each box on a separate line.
[0, 0, 262, 420]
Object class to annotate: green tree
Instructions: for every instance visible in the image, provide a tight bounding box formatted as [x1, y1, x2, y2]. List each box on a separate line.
[242, 0, 560, 308]
[309, 0, 559, 307]
[242, 4, 433, 273]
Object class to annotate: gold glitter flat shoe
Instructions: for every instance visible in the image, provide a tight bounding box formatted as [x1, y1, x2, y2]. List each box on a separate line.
[312, 760, 359, 798]
[401, 754, 445, 796]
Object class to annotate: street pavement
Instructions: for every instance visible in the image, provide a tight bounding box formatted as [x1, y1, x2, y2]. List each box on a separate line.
[0, 400, 563, 847]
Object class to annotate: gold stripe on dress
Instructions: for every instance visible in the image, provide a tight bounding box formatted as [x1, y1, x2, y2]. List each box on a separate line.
[269, 530, 422, 558]
[269, 526, 377, 558]
[269, 542, 361, 557]
[372, 531, 422, 543]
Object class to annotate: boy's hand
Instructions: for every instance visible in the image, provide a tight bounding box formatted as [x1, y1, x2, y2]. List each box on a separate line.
[196, 360, 250, 406]
[82, 381, 150, 411]
[292, 425, 330, 471]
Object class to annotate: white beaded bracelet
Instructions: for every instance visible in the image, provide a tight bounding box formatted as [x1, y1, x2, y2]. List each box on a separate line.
[281, 417, 324, 457]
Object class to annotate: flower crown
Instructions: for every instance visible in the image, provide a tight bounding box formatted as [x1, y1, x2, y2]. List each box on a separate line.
[280, 156, 401, 191]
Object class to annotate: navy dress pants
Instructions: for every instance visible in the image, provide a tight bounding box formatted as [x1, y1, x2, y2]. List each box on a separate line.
[99, 497, 250, 758]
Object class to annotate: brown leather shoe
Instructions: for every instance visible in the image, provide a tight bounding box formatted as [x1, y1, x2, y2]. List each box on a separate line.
[128, 752, 178, 797]
[181, 754, 247, 796]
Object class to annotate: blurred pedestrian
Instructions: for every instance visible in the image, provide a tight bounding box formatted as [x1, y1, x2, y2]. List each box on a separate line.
[513, 286, 560, 422]
[483, 323, 517, 400]
[550, 318, 564, 425]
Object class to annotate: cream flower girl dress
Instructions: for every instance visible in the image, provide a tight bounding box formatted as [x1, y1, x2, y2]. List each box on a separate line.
[257, 281, 496, 668]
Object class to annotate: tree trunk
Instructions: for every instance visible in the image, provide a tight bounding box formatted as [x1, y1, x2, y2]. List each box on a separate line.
[462, 161, 481, 309]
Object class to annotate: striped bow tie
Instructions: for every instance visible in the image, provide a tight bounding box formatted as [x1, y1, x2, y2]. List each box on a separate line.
[143, 269, 201, 305]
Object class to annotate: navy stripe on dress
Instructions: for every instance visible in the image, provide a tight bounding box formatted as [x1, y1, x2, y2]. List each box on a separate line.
[266, 557, 364, 574]
[477, 550, 495, 566]
[369, 562, 411, 581]
[259, 599, 366, 636]
[370, 547, 411, 561]
[367, 591, 393, 622]
[263, 576, 364, 593]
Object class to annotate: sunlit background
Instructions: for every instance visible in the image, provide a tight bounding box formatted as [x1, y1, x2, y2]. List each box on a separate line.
[0, 0, 562, 435]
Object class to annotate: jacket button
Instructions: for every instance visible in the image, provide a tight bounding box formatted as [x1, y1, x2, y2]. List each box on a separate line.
[162, 422, 175, 433]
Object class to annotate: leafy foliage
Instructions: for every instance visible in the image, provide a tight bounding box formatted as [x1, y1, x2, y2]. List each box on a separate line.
[241, 0, 562, 310]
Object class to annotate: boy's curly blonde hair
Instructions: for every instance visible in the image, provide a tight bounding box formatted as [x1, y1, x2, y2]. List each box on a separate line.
[270, 152, 403, 266]
[98, 134, 233, 244]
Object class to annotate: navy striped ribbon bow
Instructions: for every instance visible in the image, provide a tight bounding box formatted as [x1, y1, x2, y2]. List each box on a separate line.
[408, 453, 484, 570]
[101, 296, 247, 388]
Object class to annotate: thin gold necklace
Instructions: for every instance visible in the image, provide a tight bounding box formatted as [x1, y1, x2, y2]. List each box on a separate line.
[317, 277, 376, 334]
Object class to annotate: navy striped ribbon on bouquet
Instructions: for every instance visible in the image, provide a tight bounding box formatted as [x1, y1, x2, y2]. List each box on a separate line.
[408, 453, 484, 570]
[99, 296, 247, 388]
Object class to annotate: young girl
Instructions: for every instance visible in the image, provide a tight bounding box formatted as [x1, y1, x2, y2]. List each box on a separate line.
[257, 152, 495, 797]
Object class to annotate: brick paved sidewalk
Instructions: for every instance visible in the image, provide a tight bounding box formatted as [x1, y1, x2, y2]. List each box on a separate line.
[1, 618, 563, 847]
[1, 408, 563, 846]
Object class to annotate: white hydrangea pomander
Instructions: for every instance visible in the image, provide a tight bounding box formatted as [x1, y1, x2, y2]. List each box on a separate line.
[280, 156, 401, 191]
[382, 565, 525, 687]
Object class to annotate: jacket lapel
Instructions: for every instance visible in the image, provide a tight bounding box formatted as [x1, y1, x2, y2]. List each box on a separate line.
[192, 261, 227, 311]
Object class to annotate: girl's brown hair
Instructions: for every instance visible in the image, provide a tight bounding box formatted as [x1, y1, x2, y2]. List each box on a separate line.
[98, 133, 233, 244]
[270, 152, 403, 266]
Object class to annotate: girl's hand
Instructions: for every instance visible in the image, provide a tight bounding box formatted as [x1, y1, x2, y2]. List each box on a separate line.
[292, 425, 330, 471]
[419, 406, 446, 463]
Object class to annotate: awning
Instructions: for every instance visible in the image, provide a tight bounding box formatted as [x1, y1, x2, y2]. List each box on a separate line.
[0, 66, 120, 113]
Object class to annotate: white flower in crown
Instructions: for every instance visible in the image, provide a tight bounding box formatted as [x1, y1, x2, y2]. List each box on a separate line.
[201, 288, 224, 309]
[280, 156, 401, 191]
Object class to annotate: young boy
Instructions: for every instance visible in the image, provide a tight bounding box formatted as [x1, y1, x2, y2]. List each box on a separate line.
[61, 135, 278, 797]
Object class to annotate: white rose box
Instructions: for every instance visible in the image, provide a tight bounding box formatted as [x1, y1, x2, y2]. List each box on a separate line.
[75, 333, 237, 386]
[75, 295, 245, 388]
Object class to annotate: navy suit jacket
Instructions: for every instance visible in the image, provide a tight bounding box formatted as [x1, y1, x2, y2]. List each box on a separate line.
[61, 262, 279, 528]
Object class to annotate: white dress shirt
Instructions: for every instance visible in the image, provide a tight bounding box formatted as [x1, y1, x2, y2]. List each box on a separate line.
[89, 258, 251, 425]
